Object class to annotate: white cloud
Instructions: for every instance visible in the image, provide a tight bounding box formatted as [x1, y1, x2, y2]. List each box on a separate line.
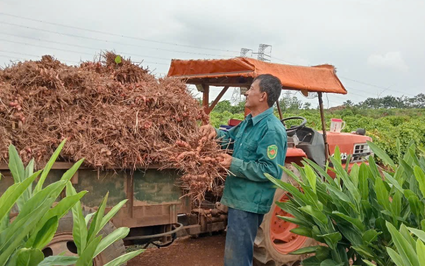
[367, 52, 409, 72]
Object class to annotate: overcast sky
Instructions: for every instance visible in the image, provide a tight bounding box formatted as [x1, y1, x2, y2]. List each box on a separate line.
[0, 0, 424, 108]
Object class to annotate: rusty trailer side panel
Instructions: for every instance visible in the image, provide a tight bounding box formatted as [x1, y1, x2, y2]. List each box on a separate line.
[0, 164, 191, 230]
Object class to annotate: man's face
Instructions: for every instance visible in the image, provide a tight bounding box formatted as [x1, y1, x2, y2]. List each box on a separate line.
[245, 79, 266, 109]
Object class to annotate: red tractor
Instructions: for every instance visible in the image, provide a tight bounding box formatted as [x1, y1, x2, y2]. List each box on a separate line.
[168, 57, 372, 265]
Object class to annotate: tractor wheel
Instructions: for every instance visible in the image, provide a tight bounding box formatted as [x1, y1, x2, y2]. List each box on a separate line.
[41, 207, 126, 265]
[253, 164, 316, 266]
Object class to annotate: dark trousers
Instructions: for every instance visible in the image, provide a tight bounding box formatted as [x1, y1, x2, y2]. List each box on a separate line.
[224, 207, 264, 266]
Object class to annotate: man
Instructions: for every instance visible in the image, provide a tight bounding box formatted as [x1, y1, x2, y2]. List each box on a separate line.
[200, 74, 287, 266]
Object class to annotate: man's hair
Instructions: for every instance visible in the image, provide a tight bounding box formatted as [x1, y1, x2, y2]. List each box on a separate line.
[253, 74, 282, 107]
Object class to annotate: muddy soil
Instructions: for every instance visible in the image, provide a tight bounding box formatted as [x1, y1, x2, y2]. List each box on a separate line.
[128, 234, 226, 266]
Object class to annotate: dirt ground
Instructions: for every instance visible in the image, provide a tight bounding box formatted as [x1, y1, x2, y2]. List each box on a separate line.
[128, 234, 226, 266]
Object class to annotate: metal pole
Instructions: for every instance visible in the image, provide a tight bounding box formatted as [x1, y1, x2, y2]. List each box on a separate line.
[276, 100, 283, 120]
[318, 92, 329, 161]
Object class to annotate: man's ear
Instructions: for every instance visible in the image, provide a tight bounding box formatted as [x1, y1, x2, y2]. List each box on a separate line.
[261, 92, 267, 102]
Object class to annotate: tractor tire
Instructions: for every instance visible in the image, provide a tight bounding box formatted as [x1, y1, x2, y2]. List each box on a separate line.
[42, 207, 126, 265]
[253, 164, 317, 266]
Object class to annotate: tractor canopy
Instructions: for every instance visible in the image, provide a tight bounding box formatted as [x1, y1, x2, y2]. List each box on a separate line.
[167, 57, 347, 95]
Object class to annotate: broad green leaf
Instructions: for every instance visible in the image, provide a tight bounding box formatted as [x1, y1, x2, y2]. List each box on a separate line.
[0, 199, 52, 264]
[14, 180, 65, 221]
[66, 182, 87, 254]
[23, 159, 35, 200]
[390, 191, 402, 227]
[375, 178, 390, 211]
[32, 216, 59, 249]
[368, 141, 395, 169]
[114, 55, 122, 64]
[300, 184, 322, 211]
[349, 163, 360, 188]
[408, 227, 425, 243]
[386, 247, 404, 266]
[290, 227, 313, 238]
[275, 201, 313, 226]
[289, 245, 319, 255]
[0, 211, 9, 232]
[34, 140, 66, 193]
[38, 256, 79, 266]
[303, 158, 334, 184]
[352, 245, 374, 259]
[75, 236, 102, 266]
[409, 146, 420, 166]
[319, 259, 343, 266]
[386, 222, 419, 266]
[414, 166, 425, 198]
[24, 159, 35, 179]
[363, 260, 377, 266]
[358, 163, 370, 201]
[330, 157, 360, 204]
[400, 224, 416, 249]
[336, 223, 363, 246]
[311, 226, 325, 242]
[333, 146, 342, 165]
[300, 205, 328, 226]
[332, 212, 364, 231]
[26, 191, 87, 248]
[406, 193, 424, 218]
[0, 171, 39, 222]
[94, 227, 130, 257]
[384, 172, 404, 194]
[417, 240, 425, 266]
[15, 248, 44, 266]
[317, 232, 342, 250]
[88, 193, 109, 243]
[277, 215, 312, 228]
[85, 212, 96, 226]
[47, 191, 87, 221]
[275, 200, 309, 220]
[368, 156, 381, 181]
[324, 183, 356, 211]
[103, 249, 144, 266]
[265, 173, 307, 205]
[362, 229, 381, 244]
[300, 256, 321, 266]
[278, 164, 301, 184]
[315, 246, 330, 261]
[304, 164, 317, 193]
[4, 180, 65, 241]
[8, 144, 25, 183]
[400, 160, 417, 193]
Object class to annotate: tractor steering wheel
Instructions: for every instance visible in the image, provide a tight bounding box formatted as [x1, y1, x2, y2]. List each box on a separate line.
[281, 116, 307, 135]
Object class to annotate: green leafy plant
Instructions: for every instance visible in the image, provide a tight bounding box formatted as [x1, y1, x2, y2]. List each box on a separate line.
[383, 222, 425, 266]
[66, 184, 142, 266]
[265, 141, 425, 265]
[0, 140, 143, 265]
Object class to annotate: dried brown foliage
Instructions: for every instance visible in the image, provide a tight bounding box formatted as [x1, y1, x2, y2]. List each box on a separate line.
[0, 52, 226, 199]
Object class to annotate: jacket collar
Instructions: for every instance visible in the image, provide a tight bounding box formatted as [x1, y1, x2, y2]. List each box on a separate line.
[246, 107, 274, 126]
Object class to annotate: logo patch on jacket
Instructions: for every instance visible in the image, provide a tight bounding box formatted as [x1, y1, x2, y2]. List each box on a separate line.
[267, 145, 278, 159]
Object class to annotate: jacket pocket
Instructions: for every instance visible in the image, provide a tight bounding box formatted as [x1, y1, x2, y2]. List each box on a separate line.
[242, 140, 258, 160]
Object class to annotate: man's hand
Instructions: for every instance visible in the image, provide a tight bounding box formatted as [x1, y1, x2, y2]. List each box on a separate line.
[199, 125, 217, 139]
[218, 154, 232, 169]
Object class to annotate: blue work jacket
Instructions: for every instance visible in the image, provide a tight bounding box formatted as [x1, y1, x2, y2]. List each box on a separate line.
[216, 108, 287, 214]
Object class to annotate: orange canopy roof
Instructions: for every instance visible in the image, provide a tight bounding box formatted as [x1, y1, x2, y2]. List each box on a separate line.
[167, 57, 347, 94]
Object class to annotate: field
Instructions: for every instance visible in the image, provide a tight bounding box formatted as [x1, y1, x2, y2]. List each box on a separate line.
[210, 100, 425, 161]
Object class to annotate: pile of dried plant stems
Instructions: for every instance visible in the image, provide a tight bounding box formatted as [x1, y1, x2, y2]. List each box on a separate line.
[0, 52, 227, 200]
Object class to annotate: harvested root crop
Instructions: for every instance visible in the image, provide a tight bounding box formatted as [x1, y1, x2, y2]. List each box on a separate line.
[0, 52, 227, 200]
